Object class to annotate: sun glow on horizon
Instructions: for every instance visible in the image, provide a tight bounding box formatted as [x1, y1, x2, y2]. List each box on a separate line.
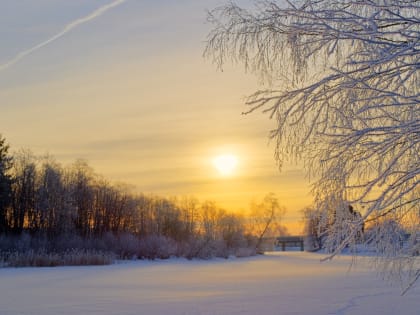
[212, 154, 238, 176]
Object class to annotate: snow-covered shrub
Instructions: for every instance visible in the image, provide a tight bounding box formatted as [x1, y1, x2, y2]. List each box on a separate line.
[16, 233, 32, 252]
[138, 235, 178, 259]
[234, 246, 257, 258]
[112, 233, 141, 259]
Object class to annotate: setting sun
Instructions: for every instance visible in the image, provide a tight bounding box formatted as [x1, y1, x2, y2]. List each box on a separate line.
[212, 154, 238, 176]
[0, 0, 314, 242]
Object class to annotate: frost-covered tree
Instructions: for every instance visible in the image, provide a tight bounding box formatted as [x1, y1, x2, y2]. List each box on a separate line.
[205, 0, 419, 291]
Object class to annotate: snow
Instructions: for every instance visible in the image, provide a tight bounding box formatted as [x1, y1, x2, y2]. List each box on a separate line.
[0, 252, 418, 315]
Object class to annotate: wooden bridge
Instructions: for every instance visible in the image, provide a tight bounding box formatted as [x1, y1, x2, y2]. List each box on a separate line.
[275, 236, 305, 251]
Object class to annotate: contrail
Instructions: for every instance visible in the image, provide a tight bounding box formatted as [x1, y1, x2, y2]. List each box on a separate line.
[0, 0, 126, 72]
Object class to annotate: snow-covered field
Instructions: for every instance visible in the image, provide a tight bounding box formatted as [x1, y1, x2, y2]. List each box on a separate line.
[0, 252, 418, 315]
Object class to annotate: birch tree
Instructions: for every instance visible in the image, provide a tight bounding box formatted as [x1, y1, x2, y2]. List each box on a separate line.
[205, 0, 419, 291]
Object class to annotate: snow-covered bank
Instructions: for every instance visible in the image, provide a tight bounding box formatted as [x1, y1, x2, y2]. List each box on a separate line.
[0, 252, 418, 315]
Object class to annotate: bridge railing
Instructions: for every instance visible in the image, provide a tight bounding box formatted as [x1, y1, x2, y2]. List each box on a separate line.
[275, 236, 305, 251]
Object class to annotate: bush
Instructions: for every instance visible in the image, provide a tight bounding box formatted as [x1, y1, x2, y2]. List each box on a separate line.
[0, 230, 259, 267]
[234, 246, 257, 258]
[138, 235, 178, 260]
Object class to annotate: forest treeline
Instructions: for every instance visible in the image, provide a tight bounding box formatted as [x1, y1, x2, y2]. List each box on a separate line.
[0, 135, 286, 266]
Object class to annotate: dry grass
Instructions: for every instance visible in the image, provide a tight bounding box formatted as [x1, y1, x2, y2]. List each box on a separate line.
[0, 249, 115, 267]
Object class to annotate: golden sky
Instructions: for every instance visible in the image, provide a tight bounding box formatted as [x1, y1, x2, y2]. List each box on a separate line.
[0, 0, 312, 234]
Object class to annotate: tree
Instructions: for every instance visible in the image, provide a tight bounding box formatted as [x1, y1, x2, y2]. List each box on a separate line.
[200, 200, 222, 241]
[176, 196, 200, 238]
[36, 156, 66, 236]
[67, 160, 95, 237]
[0, 135, 13, 234]
[205, 0, 419, 291]
[248, 193, 286, 251]
[302, 203, 365, 252]
[11, 150, 37, 233]
[301, 206, 324, 251]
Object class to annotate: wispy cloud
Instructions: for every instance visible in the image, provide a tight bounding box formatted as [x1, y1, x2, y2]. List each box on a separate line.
[0, 0, 126, 72]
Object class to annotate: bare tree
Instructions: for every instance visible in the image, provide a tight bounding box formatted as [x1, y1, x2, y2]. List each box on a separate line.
[11, 150, 37, 234]
[0, 135, 13, 234]
[36, 156, 66, 236]
[67, 160, 95, 237]
[200, 200, 222, 241]
[176, 196, 200, 238]
[205, 0, 419, 290]
[248, 193, 286, 251]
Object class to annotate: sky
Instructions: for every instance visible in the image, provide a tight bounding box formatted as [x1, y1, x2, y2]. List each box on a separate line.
[0, 0, 312, 233]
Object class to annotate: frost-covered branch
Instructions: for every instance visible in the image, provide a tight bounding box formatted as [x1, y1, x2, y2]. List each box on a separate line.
[205, 0, 419, 292]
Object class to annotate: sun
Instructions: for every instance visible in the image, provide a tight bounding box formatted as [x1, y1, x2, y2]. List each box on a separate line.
[212, 154, 238, 176]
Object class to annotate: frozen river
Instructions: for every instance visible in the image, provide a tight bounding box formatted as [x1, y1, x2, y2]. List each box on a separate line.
[0, 252, 418, 315]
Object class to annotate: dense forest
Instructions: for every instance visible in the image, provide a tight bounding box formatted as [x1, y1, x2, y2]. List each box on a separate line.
[0, 135, 286, 266]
